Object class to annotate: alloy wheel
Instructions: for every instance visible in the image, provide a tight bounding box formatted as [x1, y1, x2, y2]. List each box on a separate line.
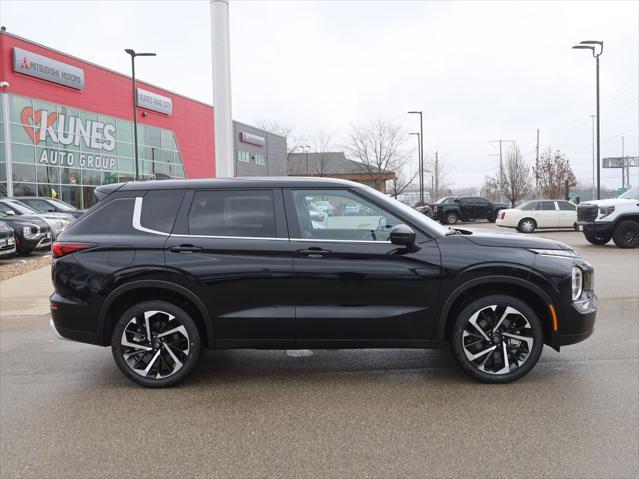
[120, 310, 190, 379]
[519, 219, 535, 233]
[461, 305, 535, 375]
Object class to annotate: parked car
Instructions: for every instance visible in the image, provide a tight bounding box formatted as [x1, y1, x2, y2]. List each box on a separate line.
[311, 200, 334, 216]
[15, 196, 85, 219]
[0, 220, 17, 258]
[414, 205, 433, 218]
[0, 198, 71, 239]
[496, 200, 577, 233]
[433, 196, 508, 224]
[50, 178, 596, 388]
[575, 186, 639, 248]
[0, 213, 52, 254]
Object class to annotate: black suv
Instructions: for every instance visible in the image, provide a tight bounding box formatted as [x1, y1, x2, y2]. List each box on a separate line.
[50, 178, 597, 387]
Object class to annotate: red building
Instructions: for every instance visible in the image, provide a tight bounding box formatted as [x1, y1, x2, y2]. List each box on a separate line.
[0, 30, 216, 208]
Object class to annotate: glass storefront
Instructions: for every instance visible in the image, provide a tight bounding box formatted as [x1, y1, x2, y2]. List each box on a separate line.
[0, 93, 185, 208]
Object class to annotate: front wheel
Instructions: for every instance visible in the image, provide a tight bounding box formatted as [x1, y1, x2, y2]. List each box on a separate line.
[612, 220, 639, 248]
[450, 295, 544, 383]
[111, 300, 201, 388]
[584, 231, 611, 245]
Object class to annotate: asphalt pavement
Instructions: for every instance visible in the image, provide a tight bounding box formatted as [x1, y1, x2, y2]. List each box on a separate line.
[1, 223, 638, 478]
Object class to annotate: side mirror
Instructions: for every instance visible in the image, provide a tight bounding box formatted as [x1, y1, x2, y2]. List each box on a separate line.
[6, 211, 15, 216]
[389, 224, 415, 246]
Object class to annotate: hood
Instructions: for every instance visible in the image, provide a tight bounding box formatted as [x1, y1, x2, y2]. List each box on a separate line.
[0, 215, 48, 228]
[458, 228, 572, 250]
[581, 198, 638, 208]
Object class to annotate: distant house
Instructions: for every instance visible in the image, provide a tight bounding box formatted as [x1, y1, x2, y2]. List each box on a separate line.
[287, 151, 396, 193]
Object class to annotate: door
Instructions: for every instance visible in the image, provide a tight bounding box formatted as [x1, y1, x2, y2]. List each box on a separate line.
[473, 197, 491, 219]
[536, 200, 560, 227]
[557, 201, 577, 227]
[458, 197, 475, 220]
[164, 188, 296, 347]
[284, 188, 441, 346]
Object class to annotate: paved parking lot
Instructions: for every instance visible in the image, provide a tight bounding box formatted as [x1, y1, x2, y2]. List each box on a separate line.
[1, 223, 638, 478]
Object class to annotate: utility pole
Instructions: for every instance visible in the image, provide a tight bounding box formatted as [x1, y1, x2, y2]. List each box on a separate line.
[434, 151, 439, 201]
[535, 129, 540, 190]
[489, 139, 516, 185]
[621, 136, 625, 189]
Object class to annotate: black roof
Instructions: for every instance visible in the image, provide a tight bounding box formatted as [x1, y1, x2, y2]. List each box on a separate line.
[114, 176, 365, 191]
[95, 177, 366, 200]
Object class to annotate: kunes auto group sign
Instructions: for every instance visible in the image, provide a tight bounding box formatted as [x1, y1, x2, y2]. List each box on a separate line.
[21, 106, 117, 170]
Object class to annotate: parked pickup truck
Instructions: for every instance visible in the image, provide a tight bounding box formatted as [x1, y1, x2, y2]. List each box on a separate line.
[433, 196, 508, 224]
[575, 186, 639, 248]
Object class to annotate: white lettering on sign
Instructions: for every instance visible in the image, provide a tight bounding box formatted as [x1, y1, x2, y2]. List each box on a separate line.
[137, 88, 173, 115]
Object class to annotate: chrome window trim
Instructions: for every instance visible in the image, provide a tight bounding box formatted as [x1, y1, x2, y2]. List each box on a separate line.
[171, 233, 288, 241]
[290, 237, 392, 244]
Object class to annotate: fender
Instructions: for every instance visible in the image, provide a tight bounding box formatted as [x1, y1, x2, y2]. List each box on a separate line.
[435, 274, 554, 342]
[97, 279, 214, 346]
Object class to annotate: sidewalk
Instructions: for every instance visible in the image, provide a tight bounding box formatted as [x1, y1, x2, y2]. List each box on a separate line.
[0, 266, 52, 316]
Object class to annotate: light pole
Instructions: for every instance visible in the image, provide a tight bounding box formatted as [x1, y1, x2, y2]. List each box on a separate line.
[590, 115, 595, 200]
[408, 132, 421, 202]
[572, 40, 603, 199]
[408, 111, 424, 204]
[125, 49, 156, 181]
[302, 145, 311, 175]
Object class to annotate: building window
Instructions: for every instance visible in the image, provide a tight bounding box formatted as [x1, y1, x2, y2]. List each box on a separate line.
[255, 154, 266, 166]
[237, 150, 250, 163]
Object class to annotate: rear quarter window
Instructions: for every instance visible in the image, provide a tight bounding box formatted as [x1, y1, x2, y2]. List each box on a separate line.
[66, 198, 137, 235]
[140, 190, 185, 233]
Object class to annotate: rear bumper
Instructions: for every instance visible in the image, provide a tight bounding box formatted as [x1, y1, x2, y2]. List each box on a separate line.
[50, 292, 103, 345]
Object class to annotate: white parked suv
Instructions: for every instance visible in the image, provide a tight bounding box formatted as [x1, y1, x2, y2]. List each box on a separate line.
[496, 200, 576, 233]
[575, 187, 639, 248]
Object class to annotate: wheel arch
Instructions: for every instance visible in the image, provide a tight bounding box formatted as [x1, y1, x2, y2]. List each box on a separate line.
[436, 275, 557, 349]
[98, 280, 214, 347]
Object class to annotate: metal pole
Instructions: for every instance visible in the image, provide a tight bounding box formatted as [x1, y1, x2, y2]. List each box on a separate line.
[591, 115, 595, 200]
[595, 54, 601, 199]
[130, 55, 139, 181]
[419, 112, 424, 204]
[434, 151, 439, 202]
[622, 136, 625, 189]
[535, 129, 539, 190]
[306, 147, 309, 175]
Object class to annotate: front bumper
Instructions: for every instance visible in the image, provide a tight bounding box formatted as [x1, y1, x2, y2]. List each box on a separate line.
[553, 291, 597, 349]
[0, 236, 16, 256]
[574, 221, 613, 234]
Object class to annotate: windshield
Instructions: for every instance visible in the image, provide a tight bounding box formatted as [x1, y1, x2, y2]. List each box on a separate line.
[619, 187, 639, 200]
[360, 186, 449, 238]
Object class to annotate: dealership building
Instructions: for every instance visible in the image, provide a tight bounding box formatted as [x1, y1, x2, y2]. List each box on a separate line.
[0, 31, 287, 208]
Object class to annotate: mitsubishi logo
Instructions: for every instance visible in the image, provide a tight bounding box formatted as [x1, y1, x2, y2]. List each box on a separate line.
[21, 56, 30, 69]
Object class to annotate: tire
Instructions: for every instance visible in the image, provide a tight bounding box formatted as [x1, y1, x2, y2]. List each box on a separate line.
[450, 294, 544, 383]
[517, 218, 536, 233]
[612, 220, 639, 249]
[446, 212, 459, 225]
[584, 231, 611, 245]
[111, 300, 201, 388]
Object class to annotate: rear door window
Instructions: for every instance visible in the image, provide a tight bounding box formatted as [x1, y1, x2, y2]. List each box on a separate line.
[540, 201, 557, 211]
[557, 201, 576, 211]
[188, 190, 277, 238]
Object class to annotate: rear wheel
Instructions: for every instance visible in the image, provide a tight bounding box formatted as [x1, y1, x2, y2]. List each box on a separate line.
[584, 231, 611, 245]
[446, 212, 459, 225]
[612, 220, 639, 248]
[450, 295, 543, 383]
[111, 300, 201, 388]
[517, 218, 536, 233]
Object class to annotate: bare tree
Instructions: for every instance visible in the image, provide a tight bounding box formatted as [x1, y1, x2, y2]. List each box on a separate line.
[388, 169, 419, 199]
[533, 148, 577, 199]
[498, 144, 532, 207]
[481, 175, 501, 202]
[254, 119, 306, 154]
[309, 131, 334, 176]
[344, 118, 410, 190]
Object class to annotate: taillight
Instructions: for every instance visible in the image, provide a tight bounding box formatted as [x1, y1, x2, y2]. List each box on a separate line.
[500, 211, 505, 220]
[51, 242, 94, 258]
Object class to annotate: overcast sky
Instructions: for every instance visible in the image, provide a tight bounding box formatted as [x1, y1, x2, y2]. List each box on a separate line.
[1, 0, 638, 190]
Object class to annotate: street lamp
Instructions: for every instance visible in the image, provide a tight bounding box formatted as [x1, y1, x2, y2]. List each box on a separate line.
[572, 40, 603, 199]
[125, 49, 156, 181]
[408, 132, 421, 203]
[302, 145, 311, 175]
[408, 111, 424, 204]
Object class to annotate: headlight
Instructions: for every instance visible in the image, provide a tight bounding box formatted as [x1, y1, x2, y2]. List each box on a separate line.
[530, 248, 579, 258]
[572, 266, 583, 301]
[23, 226, 37, 239]
[599, 206, 615, 218]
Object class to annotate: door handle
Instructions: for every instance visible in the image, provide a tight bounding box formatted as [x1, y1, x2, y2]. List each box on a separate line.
[297, 247, 331, 258]
[170, 245, 203, 253]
